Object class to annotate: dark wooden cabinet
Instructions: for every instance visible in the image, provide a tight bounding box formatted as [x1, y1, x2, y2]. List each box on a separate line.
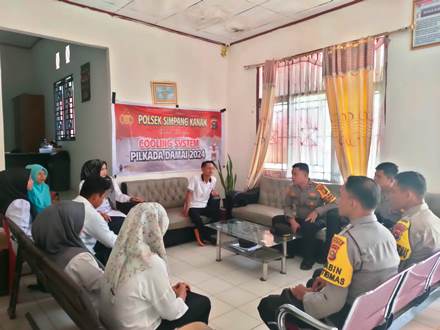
[13, 94, 45, 152]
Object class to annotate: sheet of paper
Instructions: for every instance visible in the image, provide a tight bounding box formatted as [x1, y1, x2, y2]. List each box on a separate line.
[107, 210, 127, 218]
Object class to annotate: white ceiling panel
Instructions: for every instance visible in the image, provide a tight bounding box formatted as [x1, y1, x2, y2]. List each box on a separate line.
[117, 0, 199, 23]
[245, 0, 271, 4]
[196, 0, 257, 16]
[230, 6, 287, 30]
[69, 0, 132, 12]
[63, 0, 360, 43]
[262, 0, 331, 15]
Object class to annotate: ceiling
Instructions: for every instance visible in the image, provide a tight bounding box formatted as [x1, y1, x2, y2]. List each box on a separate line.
[0, 30, 40, 49]
[62, 0, 358, 44]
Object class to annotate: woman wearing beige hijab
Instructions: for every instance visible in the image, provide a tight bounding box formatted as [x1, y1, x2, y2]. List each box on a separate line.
[99, 203, 211, 330]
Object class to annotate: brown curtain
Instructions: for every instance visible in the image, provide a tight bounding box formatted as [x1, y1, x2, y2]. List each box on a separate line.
[247, 60, 277, 189]
[323, 37, 376, 179]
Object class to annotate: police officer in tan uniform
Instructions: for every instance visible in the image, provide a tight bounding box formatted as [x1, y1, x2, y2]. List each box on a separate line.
[374, 162, 401, 228]
[390, 171, 440, 270]
[272, 163, 338, 270]
[259, 176, 400, 329]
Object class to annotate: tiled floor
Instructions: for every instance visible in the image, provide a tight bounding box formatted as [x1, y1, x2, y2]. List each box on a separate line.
[1, 242, 440, 329]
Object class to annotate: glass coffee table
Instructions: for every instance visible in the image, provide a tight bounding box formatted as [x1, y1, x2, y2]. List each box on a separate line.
[205, 218, 296, 281]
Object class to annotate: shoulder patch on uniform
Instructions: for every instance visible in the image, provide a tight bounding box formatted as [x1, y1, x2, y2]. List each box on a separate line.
[393, 219, 412, 261]
[320, 234, 353, 288]
[339, 224, 353, 236]
[315, 183, 337, 204]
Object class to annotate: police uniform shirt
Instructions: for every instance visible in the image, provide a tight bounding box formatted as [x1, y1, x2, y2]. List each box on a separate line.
[283, 180, 337, 219]
[303, 214, 400, 320]
[395, 202, 440, 270]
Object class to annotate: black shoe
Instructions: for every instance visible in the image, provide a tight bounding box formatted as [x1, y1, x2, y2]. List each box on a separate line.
[300, 259, 314, 270]
[316, 255, 327, 265]
[27, 283, 48, 293]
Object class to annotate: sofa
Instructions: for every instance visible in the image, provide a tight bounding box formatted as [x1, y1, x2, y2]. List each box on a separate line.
[121, 177, 212, 246]
[232, 176, 440, 230]
[232, 176, 340, 228]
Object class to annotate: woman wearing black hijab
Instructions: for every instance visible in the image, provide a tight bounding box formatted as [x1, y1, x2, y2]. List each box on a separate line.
[32, 201, 103, 309]
[80, 159, 143, 214]
[0, 169, 35, 237]
[79, 159, 143, 232]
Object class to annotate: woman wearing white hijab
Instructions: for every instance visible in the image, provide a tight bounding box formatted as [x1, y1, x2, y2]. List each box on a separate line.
[99, 203, 211, 330]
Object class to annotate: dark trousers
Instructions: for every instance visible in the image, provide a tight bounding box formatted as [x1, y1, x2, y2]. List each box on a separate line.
[94, 216, 125, 266]
[324, 209, 348, 258]
[258, 289, 309, 330]
[157, 292, 211, 330]
[258, 288, 350, 329]
[272, 215, 325, 263]
[189, 201, 220, 240]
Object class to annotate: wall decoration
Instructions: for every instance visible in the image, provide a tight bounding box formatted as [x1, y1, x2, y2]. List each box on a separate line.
[150, 81, 177, 105]
[412, 0, 440, 49]
[113, 102, 222, 174]
[80, 62, 91, 102]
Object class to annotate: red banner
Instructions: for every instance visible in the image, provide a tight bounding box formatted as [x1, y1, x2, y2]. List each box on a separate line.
[114, 103, 222, 174]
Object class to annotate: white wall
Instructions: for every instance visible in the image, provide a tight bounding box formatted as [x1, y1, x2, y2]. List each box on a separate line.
[1, 0, 439, 192]
[227, 0, 440, 192]
[0, 0, 227, 185]
[31, 40, 111, 189]
[0, 45, 35, 151]
[382, 31, 440, 192]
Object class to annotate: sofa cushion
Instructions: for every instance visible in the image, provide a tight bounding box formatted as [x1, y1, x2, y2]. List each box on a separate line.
[166, 207, 194, 230]
[258, 176, 292, 208]
[232, 204, 283, 227]
[124, 177, 188, 209]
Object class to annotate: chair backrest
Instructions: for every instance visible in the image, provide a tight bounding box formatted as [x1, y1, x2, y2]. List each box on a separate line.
[6, 219, 105, 330]
[429, 253, 440, 288]
[2, 216, 17, 292]
[122, 177, 188, 208]
[257, 176, 341, 208]
[391, 252, 440, 315]
[342, 272, 404, 330]
[258, 176, 292, 208]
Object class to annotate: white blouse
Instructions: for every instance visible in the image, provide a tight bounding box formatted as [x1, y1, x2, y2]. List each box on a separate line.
[99, 255, 188, 330]
[64, 252, 104, 311]
[79, 177, 131, 217]
[72, 195, 118, 254]
[5, 199, 32, 238]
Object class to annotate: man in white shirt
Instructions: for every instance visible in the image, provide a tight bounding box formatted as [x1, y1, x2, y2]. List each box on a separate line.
[184, 161, 220, 246]
[73, 176, 117, 265]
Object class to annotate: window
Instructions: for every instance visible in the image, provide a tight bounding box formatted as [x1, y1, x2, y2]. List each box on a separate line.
[65, 45, 70, 64]
[257, 38, 386, 182]
[55, 51, 60, 70]
[54, 75, 76, 141]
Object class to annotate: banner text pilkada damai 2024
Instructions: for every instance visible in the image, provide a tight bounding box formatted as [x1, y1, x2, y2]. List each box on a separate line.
[114, 103, 222, 174]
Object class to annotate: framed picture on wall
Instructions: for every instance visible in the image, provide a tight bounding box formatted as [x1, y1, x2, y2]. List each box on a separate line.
[80, 62, 91, 102]
[150, 81, 177, 105]
[412, 0, 440, 49]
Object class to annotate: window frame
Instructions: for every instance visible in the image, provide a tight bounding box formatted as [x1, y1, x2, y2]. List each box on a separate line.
[54, 74, 76, 142]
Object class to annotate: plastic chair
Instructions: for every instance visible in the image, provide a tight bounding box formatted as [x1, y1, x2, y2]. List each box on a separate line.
[277, 272, 405, 330]
[427, 252, 440, 288]
[342, 272, 405, 330]
[390, 252, 440, 316]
